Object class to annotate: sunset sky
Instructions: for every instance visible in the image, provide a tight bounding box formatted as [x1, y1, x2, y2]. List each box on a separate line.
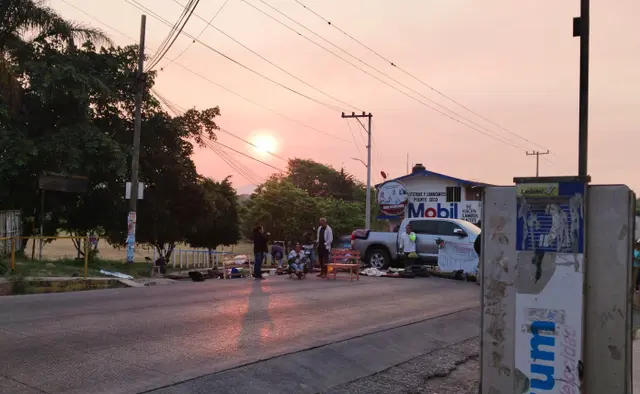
[50, 0, 640, 194]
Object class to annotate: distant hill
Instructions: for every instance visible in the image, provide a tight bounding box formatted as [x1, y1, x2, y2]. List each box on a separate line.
[238, 194, 251, 202]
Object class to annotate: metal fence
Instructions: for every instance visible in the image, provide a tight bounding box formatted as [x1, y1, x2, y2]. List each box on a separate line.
[157, 248, 238, 269]
[0, 210, 21, 256]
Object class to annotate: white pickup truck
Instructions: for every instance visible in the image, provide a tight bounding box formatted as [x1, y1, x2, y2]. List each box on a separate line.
[352, 217, 480, 269]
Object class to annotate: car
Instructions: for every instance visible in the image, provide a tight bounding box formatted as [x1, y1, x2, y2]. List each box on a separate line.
[334, 235, 354, 250]
[352, 217, 480, 270]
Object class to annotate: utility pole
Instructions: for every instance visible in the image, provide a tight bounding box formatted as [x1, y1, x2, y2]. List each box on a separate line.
[342, 112, 373, 230]
[526, 150, 549, 177]
[126, 15, 146, 263]
[574, 0, 590, 176]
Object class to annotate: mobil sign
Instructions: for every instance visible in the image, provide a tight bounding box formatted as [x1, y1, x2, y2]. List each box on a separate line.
[408, 202, 459, 219]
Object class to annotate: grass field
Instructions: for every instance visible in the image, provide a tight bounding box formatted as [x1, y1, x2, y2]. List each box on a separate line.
[19, 238, 255, 263]
[3, 258, 150, 278]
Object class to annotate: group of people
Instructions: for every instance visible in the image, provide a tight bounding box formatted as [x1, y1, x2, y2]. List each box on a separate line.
[251, 218, 334, 280]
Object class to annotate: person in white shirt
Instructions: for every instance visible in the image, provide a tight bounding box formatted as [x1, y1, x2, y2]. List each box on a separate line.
[287, 243, 308, 278]
[399, 224, 417, 267]
[316, 218, 333, 278]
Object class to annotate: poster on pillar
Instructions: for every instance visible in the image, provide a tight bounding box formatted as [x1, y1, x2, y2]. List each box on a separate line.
[126, 211, 136, 262]
[513, 181, 585, 394]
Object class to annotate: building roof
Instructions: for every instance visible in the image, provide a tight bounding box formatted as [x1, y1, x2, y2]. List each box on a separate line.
[375, 169, 491, 188]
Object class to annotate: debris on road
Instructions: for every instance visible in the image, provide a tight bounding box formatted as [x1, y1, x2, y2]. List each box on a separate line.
[98, 269, 133, 279]
[360, 267, 386, 276]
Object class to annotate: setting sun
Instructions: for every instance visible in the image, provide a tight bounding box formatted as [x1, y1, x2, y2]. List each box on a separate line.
[250, 133, 278, 157]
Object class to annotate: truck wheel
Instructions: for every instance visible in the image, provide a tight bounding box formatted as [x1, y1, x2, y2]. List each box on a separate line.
[367, 248, 390, 270]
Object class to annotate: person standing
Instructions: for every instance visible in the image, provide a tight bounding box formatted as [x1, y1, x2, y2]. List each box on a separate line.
[316, 218, 333, 278]
[302, 231, 315, 273]
[252, 225, 269, 280]
[633, 239, 640, 292]
[474, 221, 482, 285]
[399, 224, 417, 268]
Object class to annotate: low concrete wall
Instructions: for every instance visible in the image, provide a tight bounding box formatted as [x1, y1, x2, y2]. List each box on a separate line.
[0, 278, 130, 295]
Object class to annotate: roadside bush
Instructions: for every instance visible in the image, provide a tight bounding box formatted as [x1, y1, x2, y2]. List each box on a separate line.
[0, 259, 8, 275]
[10, 273, 27, 294]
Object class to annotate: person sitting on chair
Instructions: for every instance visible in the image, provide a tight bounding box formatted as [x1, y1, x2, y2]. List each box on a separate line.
[287, 243, 308, 279]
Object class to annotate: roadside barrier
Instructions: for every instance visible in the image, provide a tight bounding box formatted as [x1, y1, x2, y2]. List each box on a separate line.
[0, 235, 245, 278]
[1, 236, 93, 279]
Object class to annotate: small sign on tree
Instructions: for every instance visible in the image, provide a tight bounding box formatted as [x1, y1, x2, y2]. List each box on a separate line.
[125, 182, 144, 200]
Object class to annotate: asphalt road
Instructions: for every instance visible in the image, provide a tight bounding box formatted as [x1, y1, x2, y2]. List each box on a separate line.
[0, 275, 480, 394]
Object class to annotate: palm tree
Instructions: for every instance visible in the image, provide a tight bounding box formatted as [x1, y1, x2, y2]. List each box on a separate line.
[0, 0, 112, 113]
[1, 0, 112, 52]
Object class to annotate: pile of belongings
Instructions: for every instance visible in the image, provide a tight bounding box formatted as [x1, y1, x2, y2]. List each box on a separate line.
[359, 267, 415, 278]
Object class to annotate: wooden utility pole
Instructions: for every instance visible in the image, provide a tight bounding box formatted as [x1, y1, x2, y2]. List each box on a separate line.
[341, 112, 372, 230]
[526, 150, 550, 177]
[126, 15, 146, 263]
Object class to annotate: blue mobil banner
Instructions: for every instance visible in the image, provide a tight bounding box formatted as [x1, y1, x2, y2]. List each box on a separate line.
[408, 202, 459, 219]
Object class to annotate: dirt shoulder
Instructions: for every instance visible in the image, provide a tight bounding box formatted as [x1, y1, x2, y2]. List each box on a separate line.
[323, 338, 480, 394]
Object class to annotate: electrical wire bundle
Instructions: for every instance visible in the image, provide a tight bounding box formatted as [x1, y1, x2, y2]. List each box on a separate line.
[144, 0, 201, 71]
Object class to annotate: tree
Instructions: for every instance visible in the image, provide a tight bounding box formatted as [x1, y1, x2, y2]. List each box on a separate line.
[316, 197, 365, 239]
[186, 177, 241, 264]
[286, 158, 366, 202]
[0, 39, 130, 252]
[0, 0, 111, 51]
[239, 174, 366, 244]
[1, 24, 224, 259]
[239, 177, 317, 242]
[103, 106, 221, 260]
[1, 0, 111, 114]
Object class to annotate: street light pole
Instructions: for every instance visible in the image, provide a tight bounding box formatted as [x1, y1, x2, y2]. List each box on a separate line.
[574, 0, 590, 176]
[342, 112, 373, 230]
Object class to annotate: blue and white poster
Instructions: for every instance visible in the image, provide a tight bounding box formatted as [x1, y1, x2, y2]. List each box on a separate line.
[515, 182, 585, 254]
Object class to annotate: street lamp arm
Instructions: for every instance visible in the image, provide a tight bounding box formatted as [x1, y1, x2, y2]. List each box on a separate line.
[351, 157, 367, 167]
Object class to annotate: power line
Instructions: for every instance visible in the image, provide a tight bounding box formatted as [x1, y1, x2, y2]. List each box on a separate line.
[57, 1, 365, 215]
[146, 0, 202, 71]
[290, 0, 574, 171]
[292, 0, 554, 153]
[57, 0, 355, 145]
[154, 88, 289, 164]
[345, 119, 363, 161]
[213, 140, 285, 173]
[162, 0, 230, 69]
[125, 0, 344, 112]
[166, 0, 363, 112]
[207, 141, 264, 185]
[219, 128, 288, 162]
[154, 92, 285, 163]
[146, 0, 194, 69]
[154, 92, 275, 183]
[240, 0, 524, 150]
[155, 91, 368, 216]
[353, 116, 382, 173]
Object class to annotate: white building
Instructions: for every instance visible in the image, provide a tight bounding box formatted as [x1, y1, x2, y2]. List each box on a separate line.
[375, 164, 489, 230]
